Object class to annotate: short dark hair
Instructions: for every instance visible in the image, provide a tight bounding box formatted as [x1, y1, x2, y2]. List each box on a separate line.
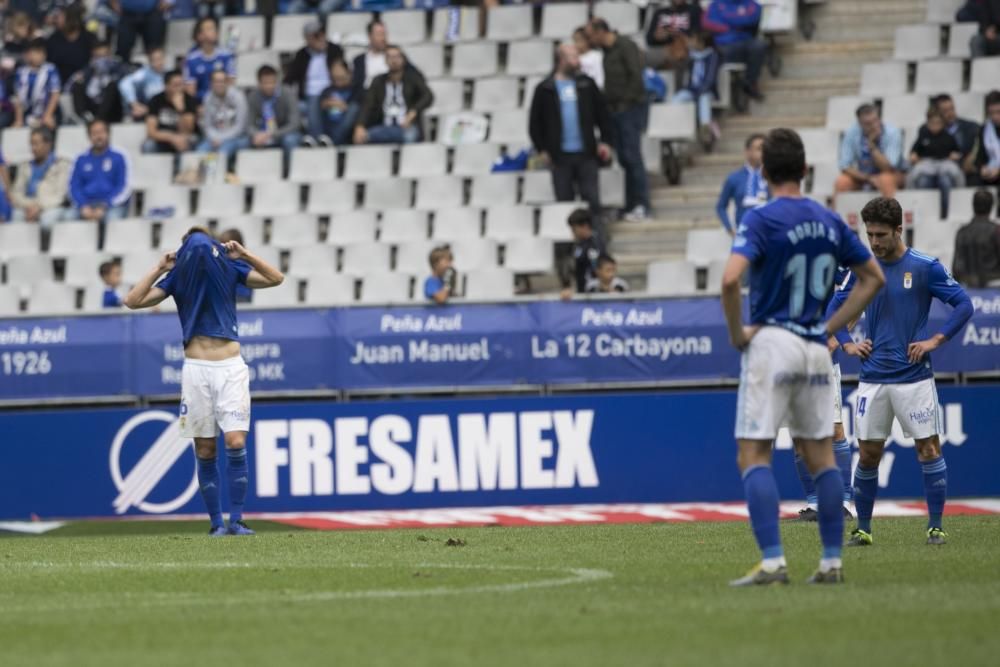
[860, 197, 903, 229]
[30, 127, 54, 145]
[219, 228, 244, 245]
[932, 93, 953, 107]
[385, 44, 403, 57]
[367, 19, 384, 34]
[855, 103, 878, 119]
[986, 90, 1000, 108]
[257, 64, 278, 80]
[567, 208, 593, 228]
[590, 18, 611, 33]
[183, 226, 213, 242]
[761, 128, 806, 186]
[86, 118, 108, 134]
[99, 260, 120, 279]
[26, 37, 47, 52]
[163, 69, 183, 85]
[429, 245, 452, 269]
[93, 40, 112, 52]
[973, 188, 995, 216]
[596, 253, 616, 269]
[745, 133, 765, 149]
[926, 106, 944, 122]
[193, 16, 218, 41]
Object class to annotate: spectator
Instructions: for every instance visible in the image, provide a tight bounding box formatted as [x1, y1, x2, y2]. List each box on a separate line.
[573, 27, 604, 89]
[284, 19, 344, 143]
[953, 189, 1000, 287]
[834, 103, 906, 200]
[671, 31, 721, 149]
[934, 93, 982, 185]
[196, 0, 243, 19]
[2, 12, 37, 63]
[113, 1, 168, 62]
[528, 42, 612, 220]
[976, 90, 1000, 209]
[68, 41, 128, 123]
[645, 0, 702, 85]
[350, 20, 391, 98]
[12, 38, 61, 130]
[143, 69, 198, 154]
[246, 65, 302, 168]
[585, 253, 629, 294]
[45, 3, 96, 84]
[197, 69, 249, 168]
[319, 60, 360, 146]
[703, 0, 766, 101]
[99, 260, 124, 308]
[968, 0, 1000, 57]
[957, 0, 982, 22]
[10, 127, 70, 226]
[906, 107, 964, 219]
[424, 245, 456, 305]
[184, 16, 236, 102]
[287, 0, 348, 16]
[564, 208, 604, 297]
[68, 119, 132, 224]
[353, 45, 432, 145]
[716, 133, 768, 235]
[119, 47, 166, 121]
[587, 18, 650, 222]
[219, 228, 253, 303]
[0, 151, 11, 222]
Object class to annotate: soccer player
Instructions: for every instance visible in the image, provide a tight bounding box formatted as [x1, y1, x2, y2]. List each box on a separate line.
[721, 129, 885, 586]
[123, 228, 284, 536]
[839, 197, 974, 547]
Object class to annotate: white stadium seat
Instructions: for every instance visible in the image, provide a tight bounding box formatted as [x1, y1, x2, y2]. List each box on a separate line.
[452, 143, 500, 176]
[685, 229, 732, 266]
[647, 260, 698, 296]
[489, 109, 530, 145]
[451, 42, 499, 79]
[893, 24, 941, 61]
[236, 149, 284, 184]
[948, 22, 980, 58]
[103, 220, 154, 254]
[270, 14, 315, 52]
[449, 238, 499, 271]
[326, 12, 373, 42]
[269, 214, 320, 248]
[63, 253, 114, 287]
[288, 147, 338, 183]
[432, 208, 482, 240]
[537, 203, 579, 242]
[303, 275, 357, 307]
[0, 223, 41, 259]
[647, 103, 696, 140]
[826, 96, 873, 131]
[56, 125, 90, 160]
[592, 1, 641, 34]
[859, 62, 909, 97]
[797, 128, 841, 165]
[359, 273, 413, 304]
[1, 126, 33, 164]
[541, 2, 589, 39]
[220, 15, 266, 52]
[120, 250, 164, 283]
[399, 143, 448, 178]
[463, 268, 515, 300]
[164, 18, 196, 59]
[142, 185, 191, 218]
[486, 4, 533, 41]
[881, 94, 929, 134]
[0, 285, 20, 315]
[432, 6, 480, 42]
[248, 280, 300, 308]
[307, 180, 358, 215]
[928, 0, 964, 24]
[951, 91, 985, 123]
[404, 43, 445, 79]
[485, 206, 535, 241]
[395, 240, 439, 275]
[470, 173, 519, 207]
[364, 179, 413, 210]
[522, 171, 556, 204]
[111, 123, 148, 157]
[503, 238, 554, 273]
[130, 153, 175, 189]
[235, 50, 281, 88]
[379, 209, 430, 243]
[970, 57, 1000, 93]
[5, 255, 55, 286]
[206, 217, 264, 248]
[381, 10, 428, 44]
[472, 77, 522, 112]
[426, 78, 466, 115]
[415, 175, 465, 210]
[196, 184, 246, 218]
[344, 145, 395, 181]
[25, 281, 77, 315]
[48, 223, 100, 256]
[507, 40, 557, 77]
[342, 242, 392, 276]
[252, 182, 302, 217]
[915, 60, 963, 94]
[947, 188, 978, 222]
[287, 245, 339, 278]
[328, 210, 379, 245]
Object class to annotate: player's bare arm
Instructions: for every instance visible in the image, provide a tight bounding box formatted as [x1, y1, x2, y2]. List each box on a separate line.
[223, 240, 284, 289]
[122, 252, 176, 309]
[825, 257, 884, 338]
[720, 253, 759, 351]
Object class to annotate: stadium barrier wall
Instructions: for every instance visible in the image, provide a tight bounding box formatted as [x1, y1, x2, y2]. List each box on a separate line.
[1, 386, 997, 520]
[2, 292, 999, 400]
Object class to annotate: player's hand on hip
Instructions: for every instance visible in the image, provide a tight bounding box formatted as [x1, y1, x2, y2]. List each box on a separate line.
[907, 338, 939, 363]
[223, 240, 247, 259]
[843, 339, 872, 359]
[730, 325, 760, 351]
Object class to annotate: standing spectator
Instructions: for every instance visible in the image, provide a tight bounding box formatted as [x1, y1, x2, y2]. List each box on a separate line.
[284, 20, 343, 143]
[906, 107, 965, 219]
[68, 119, 132, 224]
[119, 47, 166, 121]
[219, 228, 253, 303]
[587, 18, 650, 222]
[287, 0, 348, 16]
[246, 65, 302, 168]
[68, 41, 129, 123]
[703, 0, 767, 101]
[934, 93, 982, 185]
[184, 16, 236, 102]
[563, 208, 605, 297]
[834, 103, 906, 200]
[351, 20, 389, 100]
[585, 253, 630, 293]
[12, 38, 61, 129]
[953, 189, 1000, 287]
[144, 70, 198, 154]
[976, 90, 1000, 209]
[113, 0, 168, 62]
[353, 45, 433, 145]
[45, 3, 96, 85]
[197, 69, 249, 168]
[645, 0, 702, 86]
[716, 133, 768, 235]
[99, 260, 124, 308]
[319, 60, 360, 146]
[424, 245, 456, 304]
[671, 31, 721, 149]
[968, 0, 1000, 57]
[573, 27, 604, 90]
[10, 128, 70, 226]
[528, 42, 612, 219]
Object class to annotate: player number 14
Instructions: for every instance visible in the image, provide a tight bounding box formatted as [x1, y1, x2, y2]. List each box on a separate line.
[784, 252, 835, 319]
[1, 351, 53, 375]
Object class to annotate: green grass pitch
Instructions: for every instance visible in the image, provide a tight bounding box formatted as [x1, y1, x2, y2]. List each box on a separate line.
[3, 516, 999, 667]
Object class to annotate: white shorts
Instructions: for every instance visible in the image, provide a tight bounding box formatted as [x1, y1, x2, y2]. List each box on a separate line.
[854, 378, 942, 441]
[735, 326, 834, 440]
[832, 363, 843, 425]
[180, 357, 251, 439]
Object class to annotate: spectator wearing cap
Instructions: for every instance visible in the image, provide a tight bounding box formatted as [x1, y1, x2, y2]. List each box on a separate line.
[906, 107, 964, 219]
[934, 93, 982, 185]
[976, 90, 1000, 207]
[716, 133, 768, 235]
[424, 246, 457, 304]
[353, 45, 433, 145]
[284, 19, 344, 143]
[119, 46, 166, 121]
[702, 0, 767, 101]
[10, 127, 70, 226]
[246, 65, 302, 169]
[953, 189, 1000, 287]
[834, 103, 906, 200]
[968, 0, 1000, 57]
[113, 0, 169, 62]
[184, 16, 236, 102]
[585, 254, 630, 294]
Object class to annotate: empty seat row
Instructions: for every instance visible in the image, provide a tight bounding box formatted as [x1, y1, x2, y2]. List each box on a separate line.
[892, 22, 986, 61]
[859, 57, 1000, 98]
[646, 259, 726, 297]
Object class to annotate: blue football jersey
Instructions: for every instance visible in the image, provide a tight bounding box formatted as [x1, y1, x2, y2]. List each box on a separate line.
[156, 233, 251, 346]
[732, 197, 871, 342]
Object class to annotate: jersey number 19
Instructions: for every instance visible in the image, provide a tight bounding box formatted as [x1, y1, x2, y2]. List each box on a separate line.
[784, 252, 835, 318]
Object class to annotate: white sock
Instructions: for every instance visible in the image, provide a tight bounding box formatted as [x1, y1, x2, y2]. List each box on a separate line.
[819, 557, 842, 572]
[762, 556, 787, 572]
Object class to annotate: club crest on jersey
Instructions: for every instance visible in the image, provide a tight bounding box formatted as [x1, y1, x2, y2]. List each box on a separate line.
[903, 272, 912, 289]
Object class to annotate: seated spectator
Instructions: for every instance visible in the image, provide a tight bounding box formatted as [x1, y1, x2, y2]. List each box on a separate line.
[934, 93, 982, 185]
[184, 16, 236, 102]
[45, 3, 96, 85]
[69, 119, 132, 223]
[573, 27, 604, 89]
[835, 104, 906, 200]
[284, 19, 343, 143]
[953, 189, 1000, 287]
[0, 151, 11, 222]
[119, 46, 166, 121]
[563, 208, 605, 298]
[68, 41, 128, 123]
[99, 259, 124, 308]
[585, 253, 629, 294]
[671, 31, 721, 149]
[197, 69, 249, 168]
[353, 45, 433, 145]
[976, 90, 1000, 210]
[3, 12, 37, 63]
[246, 65, 302, 167]
[968, 0, 1000, 57]
[645, 0, 702, 85]
[703, 0, 766, 101]
[287, 0, 348, 17]
[351, 20, 389, 99]
[716, 133, 768, 234]
[319, 60, 360, 146]
[143, 70, 199, 154]
[219, 228, 253, 303]
[424, 245, 457, 305]
[10, 128, 70, 227]
[906, 107, 964, 219]
[13, 38, 61, 129]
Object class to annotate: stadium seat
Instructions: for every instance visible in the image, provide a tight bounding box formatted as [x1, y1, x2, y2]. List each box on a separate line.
[130, 154, 175, 189]
[103, 220, 154, 254]
[220, 16, 265, 52]
[452, 142, 501, 176]
[414, 175, 465, 210]
[599, 169, 626, 209]
[63, 252, 113, 287]
[288, 147, 338, 183]
[928, 0, 965, 23]
[270, 14, 314, 52]
[489, 110, 530, 146]
[881, 94, 929, 134]
[896, 190, 944, 225]
[364, 179, 414, 209]
[685, 229, 732, 266]
[328, 210, 379, 245]
[0, 223, 41, 259]
[120, 250, 164, 283]
[646, 260, 698, 296]
[196, 184, 246, 218]
[592, 1, 641, 34]
[947, 22, 980, 58]
[287, 245, 339, 278]
[970, 57, 1000, 92]
[808, 161, 840, 198]
[947, 187, 978, 222]
[344, 145, 395, 181]
[893, 24, 941, 61]
[463, 267, 516, 300]
[359, 272, 414, 304]
[303, 274, 357, 306]
[450, 238, 499, 270]
[379, 209, 430, 243]
[431, 6, 480, 42]
[48, 223, 100, 256]
[859, 62, 909, 97]
[236, 50, 281, 88]
[704, 260, 727, 295]
[4, 255, 55, 286]
[647, 103, 696, 140]
[503, 238, 554, 273]
[164, 18, 196, 59]
[142, 185, 191, 218]
[269, 214, 320, 248]
[342, 241, 392, 276]
[826, 95, 873, 131]
[472, 77, 522, 112]
[834, 191, 873, 228]
[382, 10, 428, 45]
[912, 220, 963, 258]
[111, 123, 148, 157]
[521, 171, 556, 204]
[915, 59, 964, 94]
[248, 280, 300, 308]
[541, 2, 589, 39]
[951, 91, 985, 123]
[252, 182, 302, 217]
[56, 125, 90, 160]
[395, 240, 440, 274]
[451, 43, 499, 79]
[484, 206, 535, 241]
[486, 4, 533, 41]
[235, 149, 284, 184]
[470, 173, 519, 207]
[1, 126, 32, 164]
[425, 78, 466, 114]
[25, 281, 77, 315]
[326, 11, 374, 42]
[507, 40, 558, 77]
[404, 43, 445, 79]
[797, 128, 840, 165]
[0, 284, 20, 315]
[537, 203, 579, 242]
[432, 208, 483, 240]
[306, 179, 358, 214]
[399, 143, 448, 178]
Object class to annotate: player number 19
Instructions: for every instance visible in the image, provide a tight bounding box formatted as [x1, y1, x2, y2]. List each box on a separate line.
[1, 351, 53, 375]
[784, 252, 835, 319]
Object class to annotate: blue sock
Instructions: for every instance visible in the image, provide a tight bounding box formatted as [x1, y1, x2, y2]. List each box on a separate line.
[742, 465, 783, 560]
[922, 456, 947, 530]
[814, 467, 845, 559]
[226, 447, 249, 524]
[853, 465, 879, 533]
[833, 439, 853, 502]
[197, 456, 223, 529]
[794, 451, 817, 507]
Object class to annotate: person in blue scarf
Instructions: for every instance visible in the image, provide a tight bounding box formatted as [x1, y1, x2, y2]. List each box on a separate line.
[10, 128, 71, 226]
[716, 133, 770, 234]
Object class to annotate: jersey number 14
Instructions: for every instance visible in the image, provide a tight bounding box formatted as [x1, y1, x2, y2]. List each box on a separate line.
[784, 252, 835, 319]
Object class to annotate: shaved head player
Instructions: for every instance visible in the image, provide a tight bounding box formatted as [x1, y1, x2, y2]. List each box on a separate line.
[125, 228, 284, 536]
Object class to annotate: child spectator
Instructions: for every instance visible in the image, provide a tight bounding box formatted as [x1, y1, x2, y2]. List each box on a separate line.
[562, 208, 605, 298]
[118, 46, 166, 121]
[10, 127, 70, 226]
[906, 107, 965, 219]
[585, 254, 630, 294]
[184, 16, 236, 102]
[319, 59, 359, 146]
[573, 27, 604, 90]
[68, 41, 128, 123]
[424, 245, 457, 304]
[13, 38, 61, 129]
[671, 31, 721, 150]
[99, 260, 124, 308]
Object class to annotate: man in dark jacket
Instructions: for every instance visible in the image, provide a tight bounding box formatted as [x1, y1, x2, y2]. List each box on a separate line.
[529, 42, 613, 217]
[353, 45, 433, 145]
[968, 0, 1000, 57]
[350, 20, 424, 101]
[284, 20, 344, 141]
[953, 189, 1000, 287]
[934, 93, 982, 185]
